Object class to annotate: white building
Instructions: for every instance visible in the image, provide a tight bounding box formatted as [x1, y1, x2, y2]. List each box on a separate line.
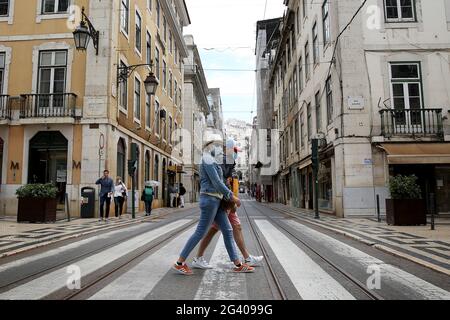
[261, 0, 450, 217]
[207, 88, 224, 131]
[224, 118, 253, 183]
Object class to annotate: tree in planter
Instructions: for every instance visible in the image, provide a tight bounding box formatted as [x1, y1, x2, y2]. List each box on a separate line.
[389, 175, 422, 200]
[386, 175, 426, 226]
[16, 184, 59, 223]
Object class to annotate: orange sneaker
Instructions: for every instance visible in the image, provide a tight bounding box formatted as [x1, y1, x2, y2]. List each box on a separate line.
[233, 263, 255, 273]
[173, 263, 193, 275]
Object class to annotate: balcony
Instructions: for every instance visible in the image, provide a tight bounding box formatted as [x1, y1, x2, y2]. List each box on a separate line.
[380, 108, 444, 139]
[20, 93, 78, 119]
[0, 95, 10, 120]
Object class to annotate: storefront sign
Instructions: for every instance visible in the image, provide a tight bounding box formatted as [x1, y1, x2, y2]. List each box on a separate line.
[57, 170, 67, 183]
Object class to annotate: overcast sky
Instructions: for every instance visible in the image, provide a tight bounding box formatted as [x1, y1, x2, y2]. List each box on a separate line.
[184, 0, 285, 124]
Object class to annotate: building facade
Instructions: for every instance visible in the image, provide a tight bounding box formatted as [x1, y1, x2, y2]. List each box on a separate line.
[207, 88, 224, 131]
[258, 0, 450, 217]
[223, 118, 252, 183]
[182, 34, 210, 203]
[0, 0, 191, 217]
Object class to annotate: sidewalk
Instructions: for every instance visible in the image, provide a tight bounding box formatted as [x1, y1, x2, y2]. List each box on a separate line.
[0, 203, 197, 259]
[263, 202, 450, 276]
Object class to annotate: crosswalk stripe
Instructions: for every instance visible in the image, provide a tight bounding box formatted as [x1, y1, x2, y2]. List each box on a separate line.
[89, 226, 195, 300]
[284, 220, 450, 300]
[194, 235, 247, 300]
[0, 224, 146, 274]
[255, 220, 356, 300]
[0, 219, 192, 300]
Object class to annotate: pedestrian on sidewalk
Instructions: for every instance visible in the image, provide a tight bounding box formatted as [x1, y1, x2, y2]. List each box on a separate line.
[173, 133, 254, 275]
[179, 183, 186, 208]
[96, 170, 115, 222]
[192, 139, 263, 270]
[169, 184, 176, 208]
[141, 182, 154, 216]
[114, 177, 127, 218]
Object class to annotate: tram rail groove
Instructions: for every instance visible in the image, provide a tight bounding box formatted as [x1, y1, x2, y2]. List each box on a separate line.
[0, 209, 200, 294]
[246, 201, 383, 301]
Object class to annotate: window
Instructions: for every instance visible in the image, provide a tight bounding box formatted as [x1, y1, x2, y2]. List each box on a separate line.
[300, 113, 305, 148]
[145, 151, 150, 181]
[389, 63, 423, 125]
[162, 109, 167, 140]
[312, 22, 319, 65]
[304, 42, 310, 80]
[307, 103, 312, 141]
[175, 45, 178, 64]
[156, 0, 160, 28]
[147, 0, 152, 11]
[169, 71, 173, 99]
[163, 61, 167, 90]
[169, 31, 173, 54]
[0, 0, 9, 16]
[174, 79, 178, 105]
[121, 0, 129, 34]
[298, 56, 303, 93]
[163, 15, 167, 43]
[42, 0, 69, 14]
[135, 11, 142, 53]
[315, 91, 321, 133]
[146, 32, 152, 65]
[146, 94, 151, 128]
[155, 47, 160, 79]
[326, 76, 333, 124]
[117, 139, 126, 180]
[290, 126, 294, 155]
[295, 119, 300, 152]
[0, 53, 4, 94]
[119, 61, 128, 110]
[296, 7, 300, 34]
[169, 116, 173, 144]
[178, 88, 182, 110]
[322, 0, 330, 45]
[302, 0, 307, 18]
[293, 66, 298, 101]
[38, 50, 67, 108]
[134, 77, 141, 120]
[155, 100, 160, 135]
[384, 0, 416, 22]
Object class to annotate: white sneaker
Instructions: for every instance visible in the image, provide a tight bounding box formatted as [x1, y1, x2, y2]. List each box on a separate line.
[245, 255, 264, 267]
[192, 257, 213, 270]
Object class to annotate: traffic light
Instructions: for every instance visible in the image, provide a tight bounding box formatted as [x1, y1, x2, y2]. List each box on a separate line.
[128, 160, 137, 176]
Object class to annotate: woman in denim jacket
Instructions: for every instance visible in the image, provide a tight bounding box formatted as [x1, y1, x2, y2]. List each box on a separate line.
[173, 134, 254, 275]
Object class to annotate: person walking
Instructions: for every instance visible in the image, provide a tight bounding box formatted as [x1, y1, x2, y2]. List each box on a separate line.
[96, 170, 115, 222]
[141, 182, 154, 216]
[192, 139, 263, 269]
[173, 133, 254, 275]
[114, 177, 127, 218]
[169, 184, 176, 208]
[179, 183, 186, 208]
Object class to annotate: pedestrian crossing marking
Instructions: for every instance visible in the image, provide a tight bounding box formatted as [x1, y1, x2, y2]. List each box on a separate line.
[89, 226, 195, 300]
[194, 235, 248, 300]
[255, 220, 356, 300]
[0, 219, 193, 300]
[284, 220, 450, 300]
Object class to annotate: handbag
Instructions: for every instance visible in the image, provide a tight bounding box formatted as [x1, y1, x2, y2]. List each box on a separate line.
[220, 198, 236, 212]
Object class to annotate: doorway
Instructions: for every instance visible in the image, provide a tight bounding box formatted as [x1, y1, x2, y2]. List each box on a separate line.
[28, 131, 68, 210]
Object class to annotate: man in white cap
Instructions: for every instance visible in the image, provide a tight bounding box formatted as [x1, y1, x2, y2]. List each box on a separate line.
[192, 138, 264, 269]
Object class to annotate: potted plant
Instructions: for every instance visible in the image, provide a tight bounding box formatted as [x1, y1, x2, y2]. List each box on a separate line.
[386, 175, 426, 226]
[16, 183, 58, 223]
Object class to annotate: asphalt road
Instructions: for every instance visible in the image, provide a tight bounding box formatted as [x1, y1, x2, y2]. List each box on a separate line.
[0, 197, 449, 300]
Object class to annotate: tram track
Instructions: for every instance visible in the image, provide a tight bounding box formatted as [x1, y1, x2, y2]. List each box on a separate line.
[242, 200, 383, 300]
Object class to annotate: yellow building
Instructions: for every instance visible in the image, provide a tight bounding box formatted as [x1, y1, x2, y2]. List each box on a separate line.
[0, 0, 190, 217]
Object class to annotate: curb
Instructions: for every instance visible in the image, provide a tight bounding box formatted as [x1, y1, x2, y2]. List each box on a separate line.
[264, 204, 450, 277]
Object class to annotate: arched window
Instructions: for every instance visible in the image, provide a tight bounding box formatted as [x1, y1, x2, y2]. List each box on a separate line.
[145, 151, 151, 182]
[154, 154, 159, 198]
[117, 138, 126, 180]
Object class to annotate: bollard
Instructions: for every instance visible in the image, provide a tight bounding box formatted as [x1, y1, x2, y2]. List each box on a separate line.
[376, 195, 381, 223]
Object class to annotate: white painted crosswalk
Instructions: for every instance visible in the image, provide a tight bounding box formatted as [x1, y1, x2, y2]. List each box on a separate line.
[0, 217, 448, 300]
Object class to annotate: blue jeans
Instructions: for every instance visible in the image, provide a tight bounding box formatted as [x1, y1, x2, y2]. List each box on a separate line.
[179, 194, 239, 262]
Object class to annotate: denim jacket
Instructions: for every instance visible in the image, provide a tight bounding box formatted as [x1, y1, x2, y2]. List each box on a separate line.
[200, 152, 233, 200]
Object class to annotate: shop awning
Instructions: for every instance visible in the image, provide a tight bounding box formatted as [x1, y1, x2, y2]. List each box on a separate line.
[380, 143, 450, 164]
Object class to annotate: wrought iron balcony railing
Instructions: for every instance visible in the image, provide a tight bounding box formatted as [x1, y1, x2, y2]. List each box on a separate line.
[20, 93, 78, 118]
[380, 108, 444, 138]
[0, 95, 10, 119]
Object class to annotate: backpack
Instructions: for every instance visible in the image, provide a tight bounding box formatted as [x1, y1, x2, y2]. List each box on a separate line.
[141, 187, 153, 201]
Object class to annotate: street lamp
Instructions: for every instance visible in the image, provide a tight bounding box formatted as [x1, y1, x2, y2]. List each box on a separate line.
[117, 63, 159, 96]
[73, 7, 100, 55]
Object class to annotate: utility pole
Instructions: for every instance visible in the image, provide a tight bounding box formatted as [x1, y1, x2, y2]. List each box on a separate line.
[312, 138, 320, 220]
